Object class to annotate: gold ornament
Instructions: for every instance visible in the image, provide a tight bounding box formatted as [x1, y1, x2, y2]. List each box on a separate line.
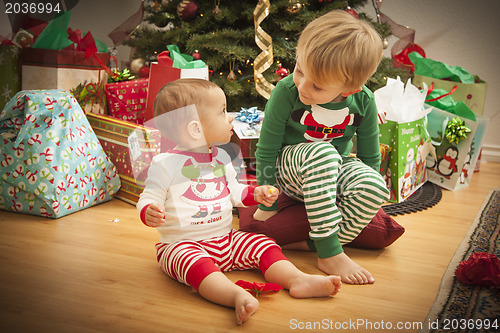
[383, 38, 389, 49]
[253, 0, 275, 99]
[227, 71, 237, 82]
[286, 0, 302, 14]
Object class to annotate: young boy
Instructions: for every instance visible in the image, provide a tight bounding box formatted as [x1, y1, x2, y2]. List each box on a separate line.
[253, 10, 390, 285]
[137, 79, 341, 325]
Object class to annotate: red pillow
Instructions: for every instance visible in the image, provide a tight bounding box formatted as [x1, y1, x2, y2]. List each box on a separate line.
[238, 192, 404, 249]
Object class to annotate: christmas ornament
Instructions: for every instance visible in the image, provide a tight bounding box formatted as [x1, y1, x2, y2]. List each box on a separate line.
[275, 64, 290, 81]
[253, 0, 275, 99]
[161, 0, 171, 6]
[213, 0, 221, 14]
[345, 6, 358, 19]
[192, 50, 201, 60]
[227, 70, 237, 82]
[138, 65, 150, 78]
[383, 38, 389, 49]
[177, 0, 199, 21]
[130, 58, 146, 74]
[286, 0, 302, 14]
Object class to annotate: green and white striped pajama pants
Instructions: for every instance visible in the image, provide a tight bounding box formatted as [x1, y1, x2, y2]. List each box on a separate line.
[276, 142, 390, 253]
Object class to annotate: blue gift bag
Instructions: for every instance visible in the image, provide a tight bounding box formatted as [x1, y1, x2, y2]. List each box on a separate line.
[0, 89, 121, 218]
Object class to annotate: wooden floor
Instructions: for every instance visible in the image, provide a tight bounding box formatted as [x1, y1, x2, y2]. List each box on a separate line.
[1, 162, 499, 333]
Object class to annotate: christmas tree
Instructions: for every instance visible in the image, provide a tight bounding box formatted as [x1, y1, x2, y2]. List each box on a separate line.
[125, 0, 411, 111]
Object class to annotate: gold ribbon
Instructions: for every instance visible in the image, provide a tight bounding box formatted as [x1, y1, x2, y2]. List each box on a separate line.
[253, 0, 275, 99]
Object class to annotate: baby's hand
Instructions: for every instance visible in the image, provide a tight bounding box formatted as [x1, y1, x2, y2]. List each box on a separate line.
[145, 203, 165, 227]
[254, 185, 279, 207]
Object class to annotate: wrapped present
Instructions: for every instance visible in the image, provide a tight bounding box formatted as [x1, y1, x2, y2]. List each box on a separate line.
[145, 44, 209, 122]
[375, 77, 433, 203]
[0, 45, 21, 111]
[21, 12, 112, 114]
[105, 78, 148, 124]
[0, 90, 120, 218]
[424, 89, 488, 191]
[86, 113, 161, 204]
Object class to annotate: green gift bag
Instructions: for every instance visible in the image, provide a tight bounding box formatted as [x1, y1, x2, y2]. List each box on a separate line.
[410, 52, 487, 115]
[0, 45, 21, 111]
[424, 90, 488, 190]
[379, 118, 430, 203]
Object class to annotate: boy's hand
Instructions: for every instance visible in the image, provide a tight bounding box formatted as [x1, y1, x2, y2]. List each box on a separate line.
[254, 185, 279, 207]
[145, 203, 165, 227]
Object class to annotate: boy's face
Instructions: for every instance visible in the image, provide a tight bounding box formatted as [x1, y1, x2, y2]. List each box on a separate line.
[293, 59, 359, 105]
[200, 88, 234, 146]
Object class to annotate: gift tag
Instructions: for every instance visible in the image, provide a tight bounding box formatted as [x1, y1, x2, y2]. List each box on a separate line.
[128, 131, 142, 161]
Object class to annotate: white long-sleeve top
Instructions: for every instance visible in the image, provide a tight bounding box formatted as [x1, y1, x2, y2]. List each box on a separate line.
[137, 146, 257, 243]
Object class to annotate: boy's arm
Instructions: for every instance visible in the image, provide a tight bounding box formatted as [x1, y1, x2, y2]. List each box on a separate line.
[255, 79, 296, 211]
[355, 94, 382, 171]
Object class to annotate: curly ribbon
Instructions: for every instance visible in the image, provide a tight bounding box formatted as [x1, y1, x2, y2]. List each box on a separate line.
[253, 0, 275, 99]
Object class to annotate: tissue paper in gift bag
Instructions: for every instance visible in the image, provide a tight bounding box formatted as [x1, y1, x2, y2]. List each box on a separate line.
[0, 90, 121, 218]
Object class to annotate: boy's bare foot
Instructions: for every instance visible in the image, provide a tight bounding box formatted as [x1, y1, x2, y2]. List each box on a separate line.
[289, 274, 341, 298]
[235, 292, 259, 325]
[317, 252, 374, 285]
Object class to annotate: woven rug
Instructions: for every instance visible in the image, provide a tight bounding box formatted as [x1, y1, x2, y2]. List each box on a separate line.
[420, 189, 500, 333]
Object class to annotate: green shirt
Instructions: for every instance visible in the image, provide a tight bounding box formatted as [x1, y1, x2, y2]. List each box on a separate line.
[256, 74, 381, 211]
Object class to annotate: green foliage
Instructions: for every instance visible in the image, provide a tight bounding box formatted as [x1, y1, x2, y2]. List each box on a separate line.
[125, 0, 401, 110]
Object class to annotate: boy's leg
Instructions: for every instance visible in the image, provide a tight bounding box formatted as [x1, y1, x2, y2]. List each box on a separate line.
[276, 142, 375, 284]
[336, 157, 390, 244]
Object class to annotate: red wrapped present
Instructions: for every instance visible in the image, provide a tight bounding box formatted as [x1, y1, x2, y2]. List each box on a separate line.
[105, 78, 148, 124]
[86, 113, 161, 204]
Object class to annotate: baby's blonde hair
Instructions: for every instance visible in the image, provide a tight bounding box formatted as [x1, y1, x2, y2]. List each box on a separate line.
[153, 79, 221, 141]
[296, 10, 383, 91]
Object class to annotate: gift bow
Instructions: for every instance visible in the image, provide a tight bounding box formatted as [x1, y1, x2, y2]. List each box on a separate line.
[445, 116, 471, 145]
[235, 107, 263, 124]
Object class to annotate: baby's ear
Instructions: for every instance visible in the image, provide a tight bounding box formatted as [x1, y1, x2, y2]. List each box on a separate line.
[341, 88, 362, 97]
[187, 120, 204, 139]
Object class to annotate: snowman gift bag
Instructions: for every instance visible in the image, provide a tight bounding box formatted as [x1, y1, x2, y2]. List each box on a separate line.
[375, 77, 433, 203]
[0, 90, 121, 218]
[424, 89, 488, 191]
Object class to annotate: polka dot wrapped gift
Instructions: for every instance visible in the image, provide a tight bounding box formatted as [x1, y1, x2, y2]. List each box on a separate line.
[0, 89, 121, 218]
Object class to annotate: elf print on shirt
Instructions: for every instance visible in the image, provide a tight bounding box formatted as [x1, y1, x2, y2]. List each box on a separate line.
[179, 150, 230, 219]
[291, 105, 363, 142]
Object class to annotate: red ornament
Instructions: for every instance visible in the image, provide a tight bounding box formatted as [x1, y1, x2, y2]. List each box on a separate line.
[192, 50, 201, 60]
[275, 64, 290, 81]
[345, 6, 358, 19]
[138, 65, 150, 78]
[235, 280, 283, 297]
[177, 0, 199, 21]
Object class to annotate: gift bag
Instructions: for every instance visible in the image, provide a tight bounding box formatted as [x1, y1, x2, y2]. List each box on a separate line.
[410, 52, 487, 115]
[0, 45, 21, 111]
[21, 12, 111, 114]
[145, 45, 209, 122]
[87, 113, 162, 204]
[424, 91, 488, 190]
[0, 90, 121, 218]
[375, 77, 433, 203]
[105, 78, 148, 124]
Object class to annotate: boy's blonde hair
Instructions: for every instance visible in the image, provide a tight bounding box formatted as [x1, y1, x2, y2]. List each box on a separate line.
[153, 79, 221, 141]
[296, 10, 383, 91]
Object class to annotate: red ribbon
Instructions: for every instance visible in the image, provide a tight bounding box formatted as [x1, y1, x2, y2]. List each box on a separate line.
[425, 83, 458, 102]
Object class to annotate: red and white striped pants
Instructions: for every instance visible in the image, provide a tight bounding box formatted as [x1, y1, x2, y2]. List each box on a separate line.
[155, 230, 287, 291]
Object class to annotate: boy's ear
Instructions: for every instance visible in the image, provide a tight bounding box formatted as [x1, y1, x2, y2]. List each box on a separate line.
[187, 120, 204, 140]
[341, 88, 362, 97]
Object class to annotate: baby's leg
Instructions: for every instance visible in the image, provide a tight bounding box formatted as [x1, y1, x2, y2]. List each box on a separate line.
[263, 259, 341, 298]
[198, 271, 259, 325]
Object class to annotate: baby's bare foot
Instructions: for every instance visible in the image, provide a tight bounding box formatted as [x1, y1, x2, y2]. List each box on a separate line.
[318, 252, 374, 285]
[235, 292, 259, 325]
[289, 274, 341, 298]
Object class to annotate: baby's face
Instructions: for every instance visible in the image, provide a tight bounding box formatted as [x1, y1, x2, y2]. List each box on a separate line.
[293, 59, 360, 105]
[200, 88, 233, 146]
